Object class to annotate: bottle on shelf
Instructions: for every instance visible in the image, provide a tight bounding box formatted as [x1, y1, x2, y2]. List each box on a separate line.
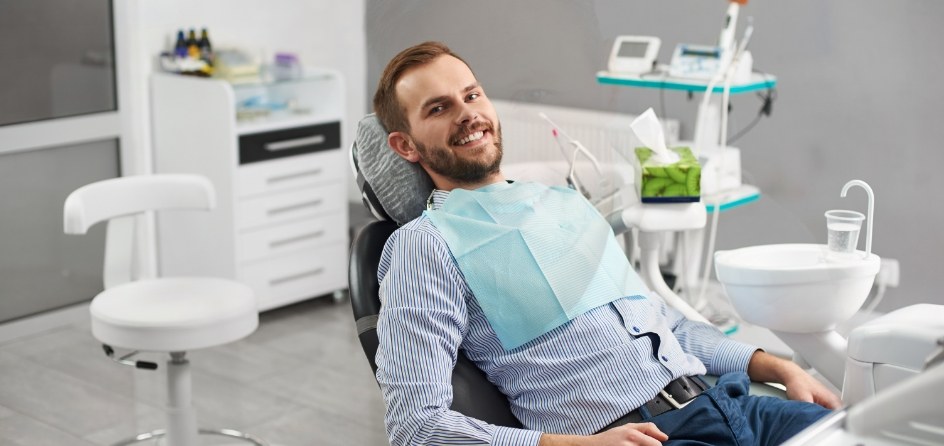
[198, 28, 213, 66]
[186, 29, 200, 60]
[174, 30, 187, 58]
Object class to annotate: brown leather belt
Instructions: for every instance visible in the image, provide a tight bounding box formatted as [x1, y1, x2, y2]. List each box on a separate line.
[598, 376, 709, 432]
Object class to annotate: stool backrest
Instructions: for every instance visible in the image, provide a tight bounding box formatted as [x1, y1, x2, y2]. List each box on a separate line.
[63, 174, 215, 288]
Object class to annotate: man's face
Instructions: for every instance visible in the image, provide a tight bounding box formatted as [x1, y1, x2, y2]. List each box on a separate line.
[394, 55, 503, 184]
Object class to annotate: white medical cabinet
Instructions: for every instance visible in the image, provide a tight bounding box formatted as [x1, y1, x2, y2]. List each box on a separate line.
[151, 71, 348, 311]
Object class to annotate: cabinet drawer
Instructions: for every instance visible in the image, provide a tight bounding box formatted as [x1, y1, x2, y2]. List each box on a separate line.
[237, 182, 346, 230]
[237, 150, 345, 198]
[239, 121, 341, 165]
[238, 243, 348, 311]
[237, 213, 346, 262]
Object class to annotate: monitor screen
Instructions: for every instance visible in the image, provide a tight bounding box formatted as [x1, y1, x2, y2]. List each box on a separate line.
[618, 41, 649, 58]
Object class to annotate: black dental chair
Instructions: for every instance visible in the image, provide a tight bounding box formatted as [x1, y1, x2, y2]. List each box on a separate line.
[347, 114, 523, 428]
[348, 219, 523, 428]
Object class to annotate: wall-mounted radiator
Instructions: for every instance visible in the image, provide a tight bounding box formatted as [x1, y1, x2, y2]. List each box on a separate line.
[492, 99, 680, 167]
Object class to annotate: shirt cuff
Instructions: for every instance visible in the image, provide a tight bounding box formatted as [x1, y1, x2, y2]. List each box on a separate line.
[708, 338, 758, 376]
[491, 426, 543, 446]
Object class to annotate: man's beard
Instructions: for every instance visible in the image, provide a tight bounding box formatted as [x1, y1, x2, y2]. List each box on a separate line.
[414, 122, 503, 184]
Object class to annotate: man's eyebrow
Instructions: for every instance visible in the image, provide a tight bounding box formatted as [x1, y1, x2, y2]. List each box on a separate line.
[419, 83, 481, 111]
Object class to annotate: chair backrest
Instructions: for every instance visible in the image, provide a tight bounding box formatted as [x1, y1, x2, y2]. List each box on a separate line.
[63, 174, 216, 288]
[349, 114, 434, 226]
[64, 174, 216, 234]
[349, 220, 523, 428]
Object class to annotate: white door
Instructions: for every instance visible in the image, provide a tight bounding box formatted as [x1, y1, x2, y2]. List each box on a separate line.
[0, 0, 141, 323]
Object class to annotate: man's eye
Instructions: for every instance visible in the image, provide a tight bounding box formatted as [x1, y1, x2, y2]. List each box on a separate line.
[429, 105, 445, 115]
[467, 92, 480, 101]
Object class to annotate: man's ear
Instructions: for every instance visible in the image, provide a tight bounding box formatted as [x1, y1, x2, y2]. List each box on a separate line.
[387, 131, 421, 163]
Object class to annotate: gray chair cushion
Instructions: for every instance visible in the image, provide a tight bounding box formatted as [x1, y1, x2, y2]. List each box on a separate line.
[352, 114, 434, 225]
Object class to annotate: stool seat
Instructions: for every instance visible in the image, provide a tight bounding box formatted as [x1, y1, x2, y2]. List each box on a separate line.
[90, 277, 258, 352]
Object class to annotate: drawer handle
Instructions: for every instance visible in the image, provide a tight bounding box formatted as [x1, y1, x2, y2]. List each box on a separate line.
[267, 199, 323, 216]
[265, 135, 326, 151]
[266, 168, 323, 184]
[269, 230, 325, 249]
[270, 267, 324, 286]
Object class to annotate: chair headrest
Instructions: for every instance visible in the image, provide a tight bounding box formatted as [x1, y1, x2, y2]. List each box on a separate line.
[350, 114, 434, 225]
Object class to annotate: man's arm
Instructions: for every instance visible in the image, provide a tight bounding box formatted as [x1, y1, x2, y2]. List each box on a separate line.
[539, 423, 668, 446]
[658, 296, 841, 409]
[376, 226, 542, 446]
[747, 350, 842, 409]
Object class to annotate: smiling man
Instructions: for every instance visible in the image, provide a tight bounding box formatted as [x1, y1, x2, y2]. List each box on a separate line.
[371, 41, 838, 446]
[378, 47, 505, 191]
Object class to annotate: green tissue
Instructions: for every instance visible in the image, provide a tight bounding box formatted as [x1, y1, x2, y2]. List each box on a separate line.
[635, 147, 701, 202]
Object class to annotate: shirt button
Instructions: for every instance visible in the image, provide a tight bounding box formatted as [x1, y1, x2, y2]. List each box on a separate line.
[632, 326, 641, 333]
[661, 355, 669, 362]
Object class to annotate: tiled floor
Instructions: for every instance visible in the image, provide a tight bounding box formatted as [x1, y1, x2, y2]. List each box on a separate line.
[0, 296, 389, 445]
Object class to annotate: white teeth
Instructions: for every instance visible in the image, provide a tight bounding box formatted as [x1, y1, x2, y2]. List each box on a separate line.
[457, 131, 484, 145]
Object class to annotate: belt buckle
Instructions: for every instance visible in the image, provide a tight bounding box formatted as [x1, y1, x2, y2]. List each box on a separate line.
[659, 388, 693, 410]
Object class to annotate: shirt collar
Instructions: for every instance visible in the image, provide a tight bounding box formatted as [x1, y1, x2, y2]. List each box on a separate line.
[427, 180, 513, 211]
[427, 189, 450, 211]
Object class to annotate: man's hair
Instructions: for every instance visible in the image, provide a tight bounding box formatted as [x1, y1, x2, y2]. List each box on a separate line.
[373, 41, 471, 134]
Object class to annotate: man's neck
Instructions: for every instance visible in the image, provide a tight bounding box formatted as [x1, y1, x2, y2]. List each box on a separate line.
[432, 172, 506, 192]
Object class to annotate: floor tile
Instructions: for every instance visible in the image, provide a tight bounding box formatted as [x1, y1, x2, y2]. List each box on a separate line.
[0, 353, 145, 438]
[0, 324, 139, 398]
[80, 402, 167, 445]
[254, 361, 386, 426]
[248, 405, 389, 446]
[187, 338, 308, 384]
[0, 413, 99, 446]
[0, 278, 394, 446]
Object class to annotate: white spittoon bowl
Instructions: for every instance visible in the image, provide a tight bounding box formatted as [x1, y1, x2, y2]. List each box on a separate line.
[714, 244, 880, 333]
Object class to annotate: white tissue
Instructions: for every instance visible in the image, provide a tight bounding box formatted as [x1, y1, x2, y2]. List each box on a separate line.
[631, 108, 679, 164]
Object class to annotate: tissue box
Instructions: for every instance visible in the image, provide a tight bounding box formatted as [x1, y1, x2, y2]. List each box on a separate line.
[635, 146, 701, 203]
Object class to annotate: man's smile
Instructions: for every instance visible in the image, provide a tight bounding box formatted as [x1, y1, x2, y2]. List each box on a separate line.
[450, 124, 493, 148]
[456, 131, 484, 145]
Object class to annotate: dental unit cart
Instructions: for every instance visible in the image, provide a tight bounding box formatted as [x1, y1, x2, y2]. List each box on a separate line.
[597, 0, 776, 340]
[596, 69, 776, 330]
[151, 69, 349, 311]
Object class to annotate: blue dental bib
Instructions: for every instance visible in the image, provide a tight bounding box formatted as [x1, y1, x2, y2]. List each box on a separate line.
[426, 181, 649, 350]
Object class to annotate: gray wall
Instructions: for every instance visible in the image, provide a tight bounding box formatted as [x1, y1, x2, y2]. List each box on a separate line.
[366, 0, 944, 311]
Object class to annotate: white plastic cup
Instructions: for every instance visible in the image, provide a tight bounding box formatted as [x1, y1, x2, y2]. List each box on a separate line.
[825, 209, 865, 254]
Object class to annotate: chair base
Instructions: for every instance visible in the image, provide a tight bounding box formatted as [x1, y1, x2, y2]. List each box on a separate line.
[112, 427, 268, 446]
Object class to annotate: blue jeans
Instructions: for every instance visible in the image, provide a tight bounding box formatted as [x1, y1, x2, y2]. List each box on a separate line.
[641, 372, 832, 446]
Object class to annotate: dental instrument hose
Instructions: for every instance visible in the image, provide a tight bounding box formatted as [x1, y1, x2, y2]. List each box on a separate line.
[540, 113, 610, 199]
[696, 40, 741, 319]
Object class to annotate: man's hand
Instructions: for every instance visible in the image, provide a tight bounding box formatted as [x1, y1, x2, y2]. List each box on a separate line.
[590, 423, 669, 446]
[539, 422, 668, 446]
[747, 350, 842, 409]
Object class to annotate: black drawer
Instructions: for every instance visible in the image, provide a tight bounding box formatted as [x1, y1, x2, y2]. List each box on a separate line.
[239, 121, 341, 165]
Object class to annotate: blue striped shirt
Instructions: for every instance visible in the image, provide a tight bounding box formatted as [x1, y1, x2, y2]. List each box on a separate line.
[375, 190, 758, 446]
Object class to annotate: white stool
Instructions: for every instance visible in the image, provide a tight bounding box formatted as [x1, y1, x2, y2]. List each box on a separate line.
[64, 174, 267, 446]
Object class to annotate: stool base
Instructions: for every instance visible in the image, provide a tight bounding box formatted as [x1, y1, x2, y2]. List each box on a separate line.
[112, 428, 268, 446]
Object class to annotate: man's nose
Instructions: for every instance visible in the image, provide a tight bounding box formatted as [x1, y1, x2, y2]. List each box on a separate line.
[455, 103, 479, 126]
